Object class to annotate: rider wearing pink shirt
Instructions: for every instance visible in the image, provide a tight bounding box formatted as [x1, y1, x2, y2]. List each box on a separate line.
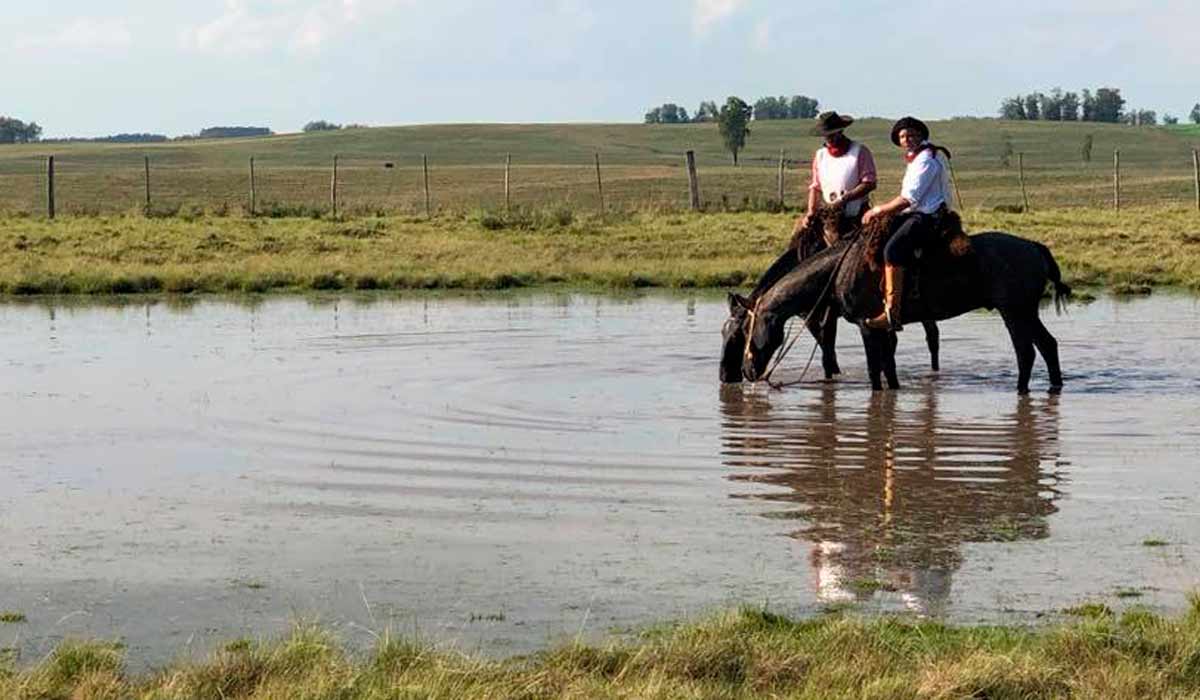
[797, 111, 877, 243]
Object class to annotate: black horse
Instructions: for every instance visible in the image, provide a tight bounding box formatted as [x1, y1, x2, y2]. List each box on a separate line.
[724, 210, 941, 384]
[722, 230, 1070, 394]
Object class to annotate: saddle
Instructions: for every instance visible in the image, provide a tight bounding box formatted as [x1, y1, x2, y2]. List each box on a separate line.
[861, 208, 972, 273]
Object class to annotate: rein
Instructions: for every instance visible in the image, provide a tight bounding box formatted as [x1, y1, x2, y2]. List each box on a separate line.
[742, 230, 862, 389]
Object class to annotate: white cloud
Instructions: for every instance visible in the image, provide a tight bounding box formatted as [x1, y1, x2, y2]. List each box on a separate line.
[14, 17, 133, 52]
[693, 0, 747, 36]
[180, 0, 409, 55]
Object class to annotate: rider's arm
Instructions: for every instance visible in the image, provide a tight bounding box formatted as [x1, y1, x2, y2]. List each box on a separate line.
[864, 153, 935, 223]
[800, 157, 822, 226]
[839, 146, 877, 207]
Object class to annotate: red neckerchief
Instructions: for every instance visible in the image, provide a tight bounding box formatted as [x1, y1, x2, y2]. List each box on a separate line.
[825, 136, 851, 158]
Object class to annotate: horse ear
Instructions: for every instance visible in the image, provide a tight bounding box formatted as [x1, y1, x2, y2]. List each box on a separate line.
[728, 293, 752, 313]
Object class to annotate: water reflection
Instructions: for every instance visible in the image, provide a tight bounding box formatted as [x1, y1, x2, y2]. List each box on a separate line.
[719, 385, 1067, 614]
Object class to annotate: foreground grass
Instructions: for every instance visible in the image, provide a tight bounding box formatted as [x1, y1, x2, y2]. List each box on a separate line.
[0, 205, 1197, 296]
[5, 600, 1200, 699]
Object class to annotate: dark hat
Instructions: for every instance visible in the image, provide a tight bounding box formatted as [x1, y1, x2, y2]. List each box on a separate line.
[810, 111, 854, 136]
[890, 116, 930, 146]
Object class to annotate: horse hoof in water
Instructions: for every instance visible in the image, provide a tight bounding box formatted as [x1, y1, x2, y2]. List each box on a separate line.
[1048, 384, 1063, 395]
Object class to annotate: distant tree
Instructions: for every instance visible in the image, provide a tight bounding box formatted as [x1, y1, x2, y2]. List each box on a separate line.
[303, 120, 342, 132]
[1081, 134, 1093, 163]
[999, 96, 1027, 120]
[717, 97, 753, 166]
[693, 101, 719, 123]
[1041, 88, 1064, 121]
[1163, 114, 1179, 125]
[1190, 103, 1200, 124]
[787, 95, 819, 119]
[1081, 89, 1095, 121]
[1091, 88, 1125, 123]
[198, 126, 273, 139]
[1023, 93, 1041, 120]
[753, 96, 786, 120]
[643, 103, 689, 124]
[1123, 109, 1156, 126]
[1060, 92, 1080, 121]
[0, 116, 42, 144]
[998, 133, 1014, 167]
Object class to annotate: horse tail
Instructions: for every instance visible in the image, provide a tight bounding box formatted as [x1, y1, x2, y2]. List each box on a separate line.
[1035, 241, 1071, 314]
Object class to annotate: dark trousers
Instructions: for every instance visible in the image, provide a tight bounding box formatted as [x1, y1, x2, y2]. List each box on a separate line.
[883, 211, 940, 267]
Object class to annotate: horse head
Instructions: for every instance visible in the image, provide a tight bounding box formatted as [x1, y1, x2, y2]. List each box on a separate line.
[720, 292, 788, 383]
[739, 296, 788, 382]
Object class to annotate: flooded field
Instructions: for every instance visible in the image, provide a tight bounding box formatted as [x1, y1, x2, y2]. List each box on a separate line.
[1, 291, 1199, 667]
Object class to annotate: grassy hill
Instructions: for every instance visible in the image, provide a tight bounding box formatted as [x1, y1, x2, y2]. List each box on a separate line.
[1, 119, 1199, 215]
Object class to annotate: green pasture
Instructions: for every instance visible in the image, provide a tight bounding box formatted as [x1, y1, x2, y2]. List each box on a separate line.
[4, 600, 1200, 699]
[2, 119, 1199, 215]
[0, 205, 1196, 296]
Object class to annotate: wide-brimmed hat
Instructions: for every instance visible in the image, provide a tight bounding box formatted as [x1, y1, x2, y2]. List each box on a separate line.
[810, 111, 854, 136]
[890, 116, 930, 146]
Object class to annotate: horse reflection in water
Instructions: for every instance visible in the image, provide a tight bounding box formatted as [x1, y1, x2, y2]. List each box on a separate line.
[719, 384, 1066, 615]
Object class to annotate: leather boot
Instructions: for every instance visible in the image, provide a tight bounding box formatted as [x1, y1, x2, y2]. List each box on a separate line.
[864, 265, 904, 331]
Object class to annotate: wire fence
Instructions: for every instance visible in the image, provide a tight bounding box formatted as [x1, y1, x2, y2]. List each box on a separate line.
[1, 145, 1198, 219]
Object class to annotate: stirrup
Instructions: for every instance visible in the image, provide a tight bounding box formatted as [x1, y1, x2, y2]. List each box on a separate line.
[863, 308, 903, 331]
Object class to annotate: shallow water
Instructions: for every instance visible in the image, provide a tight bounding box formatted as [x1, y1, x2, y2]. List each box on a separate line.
[1, 291, 1199, 667]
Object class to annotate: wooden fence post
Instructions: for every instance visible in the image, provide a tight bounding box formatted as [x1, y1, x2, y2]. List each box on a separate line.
[422, 154, 431, 218]
[1192, 149, 1199, 212]
[776, 149, 785, 207]
[330, 154, 339, 218]
[685, 150, 700, 211]
[1017, 152, 1030, 212]
[1113, 149, 1121, 211]
[46, 155, 55, 219]
[249, 157, 256, 216]
[594, 153, 604, 213]
[144, 156, 151, 212]
[504, 153, 511, 212]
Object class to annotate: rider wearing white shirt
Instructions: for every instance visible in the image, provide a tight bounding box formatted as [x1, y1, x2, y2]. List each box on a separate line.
[862, 116, 954, 331]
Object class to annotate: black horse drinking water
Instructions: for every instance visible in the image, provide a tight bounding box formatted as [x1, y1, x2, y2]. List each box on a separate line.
[720, 223, 1070, 394]
[725, 209, 942, 385]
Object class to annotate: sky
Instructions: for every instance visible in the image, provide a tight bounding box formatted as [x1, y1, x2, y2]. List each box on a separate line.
[2, 0, 1197, 138]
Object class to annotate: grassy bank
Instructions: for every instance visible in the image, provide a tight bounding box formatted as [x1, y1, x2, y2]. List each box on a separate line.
[0, 206, 1197, 296]
[4, 601, 1200, 699]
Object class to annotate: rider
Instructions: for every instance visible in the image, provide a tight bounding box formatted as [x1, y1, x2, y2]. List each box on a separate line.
[797, 111, 877, 244]
[862, 116, 954, 331]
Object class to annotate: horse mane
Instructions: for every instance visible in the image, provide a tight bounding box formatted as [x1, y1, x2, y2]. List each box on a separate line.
[786, 207, 841, 260]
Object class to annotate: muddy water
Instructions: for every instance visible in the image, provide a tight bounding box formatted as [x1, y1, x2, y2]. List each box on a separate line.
[1, 292, 1199, 667]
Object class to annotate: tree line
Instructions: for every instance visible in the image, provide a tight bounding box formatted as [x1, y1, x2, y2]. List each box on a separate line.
[644, 94, 818, 124]
[999, 87, 1200, 126]
[0, 117, 43, 144]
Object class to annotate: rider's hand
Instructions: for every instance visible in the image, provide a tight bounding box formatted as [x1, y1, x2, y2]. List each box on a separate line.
[797, 214, 813, 231]
[863, 206, 880, 225]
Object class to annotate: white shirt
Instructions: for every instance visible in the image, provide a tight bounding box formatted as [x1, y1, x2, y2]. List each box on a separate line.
[812, 142, 876, 217]
[900, 144, 952, 214]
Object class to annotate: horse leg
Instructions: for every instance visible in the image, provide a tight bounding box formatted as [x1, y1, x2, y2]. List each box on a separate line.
[1001, 310, 1036, 395]
[859, 325, 884, 391]
[1030, 316, 1064, 393]
[922, 320, 940, 372]
[808, 306, 840, 380]
[883, 330, 901, 390]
